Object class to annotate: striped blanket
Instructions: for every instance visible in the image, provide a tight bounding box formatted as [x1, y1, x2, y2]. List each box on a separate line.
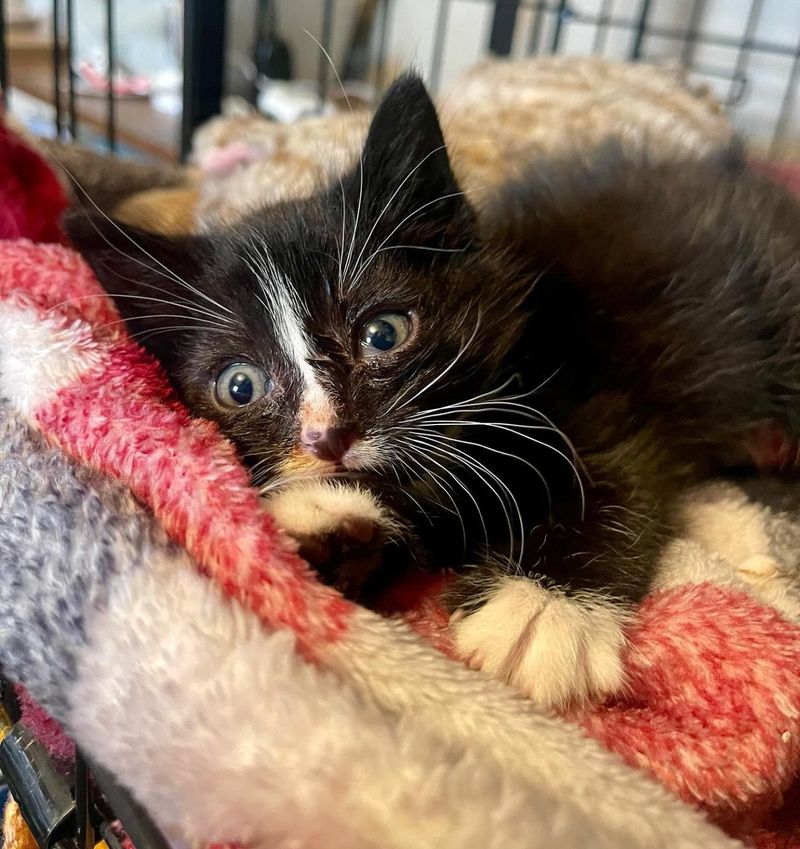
[1, 123, 799, 849]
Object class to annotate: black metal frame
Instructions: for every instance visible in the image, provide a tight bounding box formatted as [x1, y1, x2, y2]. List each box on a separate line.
[482, 0, 800, 63]
[52, 0, 78, 142]
[0, 0, 6, 112]
[181, 0, 226, 159]
[450, 0, 800, 153]
[0, 675, 171, 849]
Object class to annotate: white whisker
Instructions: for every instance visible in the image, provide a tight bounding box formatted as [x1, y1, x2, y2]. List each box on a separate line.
[349, 189, 467, 289]
[385, 312, 483, 416]
[337, 176, 347, 291]
[399, 443, 477, 552]
[389, 453, 435, 526]
[367, 244, 466, 258]
[57, 165, 237, 319]
[342, 153, 365, 285]
[302, 28, 353, 113]
[405, 367, 562, 421]
[46, 286, 231, 327]
[95, 312, 232, 336]
[127, 324, 233, 345]
[396, 447, 466, 546]
[257, 468, 359, 495]
[405, 431, 524, 566]
[403, 425, 553, 516]
[347, 144, 448, 285]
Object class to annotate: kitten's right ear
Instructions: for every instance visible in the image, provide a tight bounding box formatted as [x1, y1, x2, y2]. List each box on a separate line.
[345, 73, 474, 251]
[64, 210, 206, 364]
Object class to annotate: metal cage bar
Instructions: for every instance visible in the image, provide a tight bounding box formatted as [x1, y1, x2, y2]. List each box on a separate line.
[181, 0, 226, 161]
[489, 0, 520, 57]
[0, 0, 7, 109]
[733, 0, 765, 75]
[550, 0, 572, 53]
[730, 0, 764, 106]
[525, 3, 800, 59]
[629, 0, 653, 60]
[65, 0, 76, 138]
[430, 0, 451, 91]
[105, 0, 116, 151]
[0, 1, 799, 161]
[51, 0, 63, 138]
[526, 2, 546, 55]
[373, 0, 391, 92]
[771, 36, 800, 157]
[316, 0, 335, 104]
[679, 0, 708, 69]
[74, 750, 93, 849]
[591, 0, 615, 55]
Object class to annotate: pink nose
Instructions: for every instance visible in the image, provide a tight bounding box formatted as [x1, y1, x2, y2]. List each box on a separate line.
[300, 426, 357, 462]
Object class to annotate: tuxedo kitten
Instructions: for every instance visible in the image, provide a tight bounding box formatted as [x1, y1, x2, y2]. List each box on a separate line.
[66, 75, 800, 710]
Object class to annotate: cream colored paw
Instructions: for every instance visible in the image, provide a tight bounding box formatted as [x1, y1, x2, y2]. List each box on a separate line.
[451, 578, 628, 710]
[657, 482, 800, 623]
[264, 480, 391, 542]
[733, 552, 800, 622]
[678, 482, 772, 569]
[263, 481, 400, 594]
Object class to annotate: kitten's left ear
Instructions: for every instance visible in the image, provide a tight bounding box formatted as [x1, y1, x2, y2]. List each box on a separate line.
[347, 73, 474, 250]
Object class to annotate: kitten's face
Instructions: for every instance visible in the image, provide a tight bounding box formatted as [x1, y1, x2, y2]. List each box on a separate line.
[67, 76, 529, 521]
[147, 203, 518, 493]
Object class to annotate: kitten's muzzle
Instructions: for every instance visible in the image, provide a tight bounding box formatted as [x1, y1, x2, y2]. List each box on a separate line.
[300, 425, 358, 463]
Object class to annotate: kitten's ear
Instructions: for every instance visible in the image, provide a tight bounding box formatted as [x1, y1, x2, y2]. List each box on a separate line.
[348, 73, 474, 250]
[64, 210, 206, 365]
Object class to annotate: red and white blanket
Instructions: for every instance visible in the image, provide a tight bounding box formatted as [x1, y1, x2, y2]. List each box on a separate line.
[0, 122, 799, 849]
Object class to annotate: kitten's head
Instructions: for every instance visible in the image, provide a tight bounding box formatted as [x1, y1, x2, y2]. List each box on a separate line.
[66, 76, 530, 515]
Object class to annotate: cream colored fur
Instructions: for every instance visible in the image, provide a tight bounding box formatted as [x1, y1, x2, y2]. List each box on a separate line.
[656, 481, 800, 623]
[263, 480, 396, 544]
[451, 578, 629, 709]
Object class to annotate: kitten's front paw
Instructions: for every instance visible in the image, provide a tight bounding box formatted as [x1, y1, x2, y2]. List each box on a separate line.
[451, 578, 629, 710]
[264, 481, 396, 596]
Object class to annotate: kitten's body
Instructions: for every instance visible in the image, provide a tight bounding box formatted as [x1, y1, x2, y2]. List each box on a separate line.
[67, 75, 800, 709]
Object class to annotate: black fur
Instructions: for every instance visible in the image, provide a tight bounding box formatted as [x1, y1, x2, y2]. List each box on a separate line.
[65, 74, 800, 614]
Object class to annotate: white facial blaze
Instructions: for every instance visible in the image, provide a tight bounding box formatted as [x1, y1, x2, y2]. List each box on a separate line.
[273, 286, 332, 421]
[248, 246, 335, 426]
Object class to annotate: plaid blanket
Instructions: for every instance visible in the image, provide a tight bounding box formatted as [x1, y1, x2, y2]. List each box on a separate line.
[1, 123, 799, 849]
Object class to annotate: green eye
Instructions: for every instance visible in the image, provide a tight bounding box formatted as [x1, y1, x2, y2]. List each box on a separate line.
[359, 312, 411, 356]
[214, 362, 271, 407]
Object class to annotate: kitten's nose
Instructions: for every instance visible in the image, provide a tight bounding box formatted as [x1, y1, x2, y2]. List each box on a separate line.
[300, 425, 357, 462]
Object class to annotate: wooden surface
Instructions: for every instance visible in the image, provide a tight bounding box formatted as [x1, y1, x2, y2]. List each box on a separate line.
[7, 22, 180, 162]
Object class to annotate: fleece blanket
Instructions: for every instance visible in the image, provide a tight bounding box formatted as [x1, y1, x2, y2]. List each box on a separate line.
[1, 124, 800, 849]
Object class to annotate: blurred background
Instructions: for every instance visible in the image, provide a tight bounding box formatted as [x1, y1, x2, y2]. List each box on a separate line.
[1, 0, 798, 162]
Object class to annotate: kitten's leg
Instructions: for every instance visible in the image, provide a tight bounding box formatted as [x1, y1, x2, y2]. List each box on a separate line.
[449, 495, 661, 710]
[264, 481, 401, 597]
